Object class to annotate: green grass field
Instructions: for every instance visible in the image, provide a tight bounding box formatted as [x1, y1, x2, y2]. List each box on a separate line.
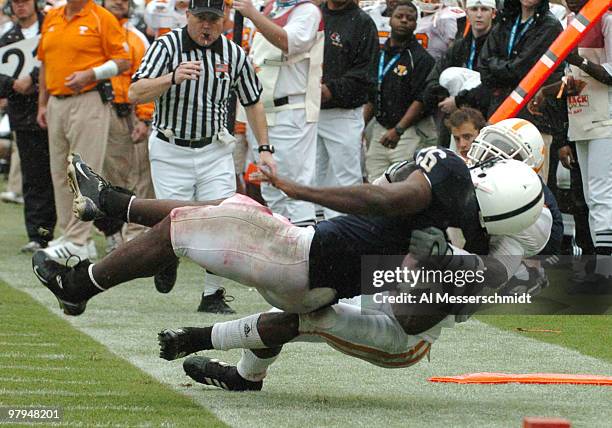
[1, 188, 611, 427]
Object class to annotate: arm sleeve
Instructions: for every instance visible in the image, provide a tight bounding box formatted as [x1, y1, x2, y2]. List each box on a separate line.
[234, 52, 263, 106]
[131, 38, 170, 81]
[285, 3, 321, 56]
[325, 18, 379, 107]
[480, 20, 562, 88]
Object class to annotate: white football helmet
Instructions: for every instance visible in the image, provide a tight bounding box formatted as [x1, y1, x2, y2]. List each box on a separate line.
[415, 0, 443, 14]
[470, 159, 544, 236]
[467, 118, 545, 173]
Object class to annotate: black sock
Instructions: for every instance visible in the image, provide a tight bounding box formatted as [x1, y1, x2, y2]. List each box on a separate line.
[100, 188, 132, 222]
[185, 327, 213, 351]
[67, 260, 106, 301]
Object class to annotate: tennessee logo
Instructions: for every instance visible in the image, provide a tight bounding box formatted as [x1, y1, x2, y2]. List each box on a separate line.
[79, 26, 88, 35]
[330, 32, 342, 48]
[394, 64, 408, 76]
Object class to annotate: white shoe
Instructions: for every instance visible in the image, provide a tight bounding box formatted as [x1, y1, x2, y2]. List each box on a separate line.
[42, 240, 91, 262]
[0, 191, 24, 204]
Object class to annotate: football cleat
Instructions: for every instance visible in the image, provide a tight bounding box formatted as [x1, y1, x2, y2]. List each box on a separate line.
[197, 288, 236, 314]
[32, 251, 89, 316]
[67, 153, 111, 221]
[158, 328, 205, 361]
[183, 356, 263, 392]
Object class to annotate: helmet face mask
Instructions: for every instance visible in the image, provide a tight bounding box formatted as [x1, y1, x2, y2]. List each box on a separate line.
[467, 119, 545, 173]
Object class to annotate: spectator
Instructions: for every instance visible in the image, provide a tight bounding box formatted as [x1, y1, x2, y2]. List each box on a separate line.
[0, 0, 56, 253]
[414, 0, 466, 61]
[364, 0, 435, 182]
[96, 0, 155, 253]
[316, 0, 378, 219]
[129, 0, 273, 312]
[444, 106, 486, 162]
[235, 0, 324, 227]
[425, 0, 497, 146]
[458, 0, 563, 182]
[37, 0, 131, 261]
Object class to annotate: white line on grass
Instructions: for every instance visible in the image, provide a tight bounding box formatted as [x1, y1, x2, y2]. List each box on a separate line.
[0, 377, 102, 385]
[0, 352, 68, 360]
[0, 341, 59, 347]
[0, 389, 131, 397]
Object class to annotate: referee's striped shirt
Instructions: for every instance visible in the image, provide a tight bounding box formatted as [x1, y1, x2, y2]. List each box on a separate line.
[132, 27, 262, 139]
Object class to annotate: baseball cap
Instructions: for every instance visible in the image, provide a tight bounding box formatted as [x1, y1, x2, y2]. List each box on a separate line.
[465, 0, 496, 9]
[189, 0, 225, 16]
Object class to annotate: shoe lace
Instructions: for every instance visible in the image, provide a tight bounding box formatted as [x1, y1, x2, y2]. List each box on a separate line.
[218, 287, 235, 303]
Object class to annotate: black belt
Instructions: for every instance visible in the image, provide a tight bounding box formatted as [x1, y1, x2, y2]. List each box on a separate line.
[156, 131, 214, 149]
[274, 97, 289, 107]
[53, 88, 96, 100]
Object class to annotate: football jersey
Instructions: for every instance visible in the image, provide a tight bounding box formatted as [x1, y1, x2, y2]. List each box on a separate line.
[363, 2, 391, 47]
[308, 147, 488, 300]
[415, 7, 465, 61]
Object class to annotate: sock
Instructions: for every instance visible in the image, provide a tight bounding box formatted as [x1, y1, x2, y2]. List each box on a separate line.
[203, 272, 221, 297]
[211, 314, 266, 350]
[514, 263, 529, 281]
[100, 188, 133, 222]
[185, 327, 213, 351]
[68, 262, 106, 301]
[237, 349, 278, 382]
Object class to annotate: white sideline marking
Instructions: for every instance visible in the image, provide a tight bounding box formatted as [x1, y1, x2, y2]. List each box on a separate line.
[0, 352, 68, 360]
[0, 332, 41, 337]
[69, 405, 152, 412]
[0, 377, 102, 385]
[0, 341, 59, 347]
[0, 389, 131, 397]
[0, 364, 81, 371]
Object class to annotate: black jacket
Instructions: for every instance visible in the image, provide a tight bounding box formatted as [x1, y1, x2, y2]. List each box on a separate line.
[459, 0, 563, 130]
[0, 13, 44, 132]
[321, 2, 379, 109]
[423, 31, 490, 112]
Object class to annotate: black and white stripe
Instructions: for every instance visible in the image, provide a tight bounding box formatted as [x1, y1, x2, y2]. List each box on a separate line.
[133, 28, 262, 139]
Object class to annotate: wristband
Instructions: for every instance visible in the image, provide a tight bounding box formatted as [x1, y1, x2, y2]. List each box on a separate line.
[258, 144, 275, 154]
[92, 60, 119, 81]
[394, 125, 406, 136]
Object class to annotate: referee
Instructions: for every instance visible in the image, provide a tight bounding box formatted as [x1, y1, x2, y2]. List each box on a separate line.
[129, 0, 275, 313]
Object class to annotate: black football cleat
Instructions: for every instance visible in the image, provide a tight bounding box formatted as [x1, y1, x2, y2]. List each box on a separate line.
[154, 258, 179, 294]
[158, 328, 206, 361]
[32, 251, 89, 316]
[197, 288, 236, 314]
[67, 153, 111, 222]
[183, 356, 263, 392]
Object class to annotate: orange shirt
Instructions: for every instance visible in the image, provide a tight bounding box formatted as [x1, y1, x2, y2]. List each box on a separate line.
[38, 0, 130, 96]
[112, 19, 154, 121]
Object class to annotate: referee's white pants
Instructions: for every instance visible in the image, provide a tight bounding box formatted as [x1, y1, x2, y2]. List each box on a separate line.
[575, 138, 612, 254]
[148, 134, 236, 201]
[262, 108, 317, 224]
[316, 107, 364, 219]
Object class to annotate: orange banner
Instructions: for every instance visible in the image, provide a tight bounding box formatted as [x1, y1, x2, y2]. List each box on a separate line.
[489, 0, 612, 123]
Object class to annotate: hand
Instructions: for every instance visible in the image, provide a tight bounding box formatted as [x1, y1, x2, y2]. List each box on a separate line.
[558, 145, 575, 170]
[437, 96, 457, 114]
[321, 84, 332, 103]
[259, 163, 295, 196]
[527, 91, 545, 116]
[566, 76, 587, 96]
[37, 105, 47, 129]
[258, 150, 276, 177]
[13, 75, 34, 95]
[409, 227, 451, 262]
[65, 69, 95, 93]
[566, 49, 582, 67]
[131, 120, 150, 143]
[379, 128, 400, 149]
[233, 0, 258, 19]
[172, 61, 202, 85]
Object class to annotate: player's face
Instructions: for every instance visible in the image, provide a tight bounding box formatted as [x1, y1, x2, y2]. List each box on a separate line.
[11, 0, 36, 20]
[451, 122, 479, 160]
[390, 6, 418, 37]
[105, 0, 130, 20]
[466, 6, 495, 35]
[565, 0, 587, 13]
[187, 11, 224, 46]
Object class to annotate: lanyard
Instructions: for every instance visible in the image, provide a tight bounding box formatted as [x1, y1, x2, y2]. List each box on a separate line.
[378, 51, 402, 89]
[507, 15, 533, 57]
[466, 38, 477, 70]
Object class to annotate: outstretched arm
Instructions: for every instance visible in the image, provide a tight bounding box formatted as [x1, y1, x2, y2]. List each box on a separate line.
[261, 167, 432, 217]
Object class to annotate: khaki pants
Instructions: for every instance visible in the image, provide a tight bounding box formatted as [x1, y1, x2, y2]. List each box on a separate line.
[47, 91, 111, 245]
[365, 119, 435, 182]
[125, 132, 154, 241]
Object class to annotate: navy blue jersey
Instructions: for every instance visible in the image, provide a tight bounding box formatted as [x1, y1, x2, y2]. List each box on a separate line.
[308, 147, 488, 300]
